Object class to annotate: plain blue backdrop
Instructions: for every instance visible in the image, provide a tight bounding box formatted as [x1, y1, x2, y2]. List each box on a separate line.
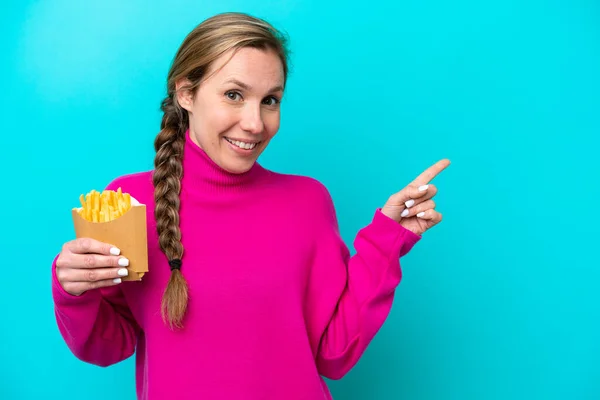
[1, 0, 599, 399]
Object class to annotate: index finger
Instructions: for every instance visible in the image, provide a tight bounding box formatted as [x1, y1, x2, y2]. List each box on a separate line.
[66, 238, 121, 256]
[412, 158, 451, 185]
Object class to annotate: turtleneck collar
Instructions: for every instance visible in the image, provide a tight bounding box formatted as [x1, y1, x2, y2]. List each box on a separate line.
[181, 129, 267, 194]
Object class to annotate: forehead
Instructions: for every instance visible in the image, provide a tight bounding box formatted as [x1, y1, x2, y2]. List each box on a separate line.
[205, 47, 284, 89]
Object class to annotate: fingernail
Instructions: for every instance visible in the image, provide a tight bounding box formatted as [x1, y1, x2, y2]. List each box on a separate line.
[118, 268, 129, 276]
[417, 212, 425, 218]
[110, 247, 121, 256]
[113, 278, 122, 284]
[405, 199, 415, 208]
[419, 185, 429, 192]
[401, 209, 409, 217]
[118, 258, 129, 267]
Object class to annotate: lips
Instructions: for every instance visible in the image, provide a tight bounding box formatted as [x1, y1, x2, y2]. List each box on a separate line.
[224, 137, 259, 150]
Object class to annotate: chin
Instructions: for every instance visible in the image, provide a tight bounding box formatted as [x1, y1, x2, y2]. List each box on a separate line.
[218, 137, 269, 174]
[219, 157, 256, 174]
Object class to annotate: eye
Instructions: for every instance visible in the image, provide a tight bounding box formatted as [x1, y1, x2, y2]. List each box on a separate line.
[262, 96, 280, 106]
[225, 90, 242, 101]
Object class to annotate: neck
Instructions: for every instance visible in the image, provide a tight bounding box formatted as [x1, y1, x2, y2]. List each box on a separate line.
[181, 130, 266, 196]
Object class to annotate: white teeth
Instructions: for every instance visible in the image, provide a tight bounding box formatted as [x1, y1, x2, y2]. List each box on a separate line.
[225, 138, 257, 150]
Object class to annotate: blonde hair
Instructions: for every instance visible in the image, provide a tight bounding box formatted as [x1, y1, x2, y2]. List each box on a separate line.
[153, 12, 289, 329]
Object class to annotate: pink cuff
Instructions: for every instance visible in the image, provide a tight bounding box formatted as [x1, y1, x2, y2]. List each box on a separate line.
[373, 208, 421, 258]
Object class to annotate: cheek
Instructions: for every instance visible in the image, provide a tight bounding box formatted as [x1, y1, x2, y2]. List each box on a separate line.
[264, 112, 281, 138]
[213, 107, 238, 131]
[196, 102, 237, 138]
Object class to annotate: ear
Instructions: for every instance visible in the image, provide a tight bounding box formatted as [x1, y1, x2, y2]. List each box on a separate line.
[176, 78, 194, 112]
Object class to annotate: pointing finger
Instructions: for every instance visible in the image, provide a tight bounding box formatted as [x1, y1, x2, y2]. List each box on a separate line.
[412, 159, 450, 186]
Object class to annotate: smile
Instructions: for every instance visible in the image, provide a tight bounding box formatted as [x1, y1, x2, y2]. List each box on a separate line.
[224, 137, 259, 150]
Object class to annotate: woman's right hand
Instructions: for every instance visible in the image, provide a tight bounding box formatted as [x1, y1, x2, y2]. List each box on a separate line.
[56, 238, 130, 296]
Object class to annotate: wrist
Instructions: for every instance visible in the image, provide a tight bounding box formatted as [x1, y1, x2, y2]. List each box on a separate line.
[380, 206, 399, 223]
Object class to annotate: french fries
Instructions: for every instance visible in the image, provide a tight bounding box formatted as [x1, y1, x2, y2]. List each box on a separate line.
[77, 187, 132, 223]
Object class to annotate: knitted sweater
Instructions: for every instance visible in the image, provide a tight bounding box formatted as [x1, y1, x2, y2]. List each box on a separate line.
[52, 131, 421, 399]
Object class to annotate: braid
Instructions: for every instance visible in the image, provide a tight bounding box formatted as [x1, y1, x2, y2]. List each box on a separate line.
[153, 95, 189, 329]
[149, 11, 290, 329]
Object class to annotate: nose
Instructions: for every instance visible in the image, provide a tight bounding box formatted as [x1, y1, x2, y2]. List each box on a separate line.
[239, 103, 264, 135]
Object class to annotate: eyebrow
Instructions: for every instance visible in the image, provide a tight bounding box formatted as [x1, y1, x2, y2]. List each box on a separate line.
[224, 78, 284, 93]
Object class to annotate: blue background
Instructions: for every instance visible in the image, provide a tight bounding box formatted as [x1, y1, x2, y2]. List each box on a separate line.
[1, 0, 599, 399]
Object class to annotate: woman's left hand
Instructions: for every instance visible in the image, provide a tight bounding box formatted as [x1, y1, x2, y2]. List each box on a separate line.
[381, 159, 450, 236]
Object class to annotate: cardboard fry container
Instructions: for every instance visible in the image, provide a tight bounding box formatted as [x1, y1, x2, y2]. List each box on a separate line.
[71, 197, 148, 281]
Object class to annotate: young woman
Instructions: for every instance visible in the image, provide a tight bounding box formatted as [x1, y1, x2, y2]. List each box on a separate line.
[52, 12, 449, 399]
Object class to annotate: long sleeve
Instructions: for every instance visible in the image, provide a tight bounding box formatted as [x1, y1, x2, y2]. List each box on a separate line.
[52, 254, 141, 367]
[51, 178, 143, 367]
[307, 186, 421, 380]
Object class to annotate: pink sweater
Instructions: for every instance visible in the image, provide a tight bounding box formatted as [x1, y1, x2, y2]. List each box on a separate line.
[52, 131, 421, 399]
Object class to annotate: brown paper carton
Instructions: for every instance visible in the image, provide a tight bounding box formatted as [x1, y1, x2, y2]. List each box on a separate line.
[71, 197, 148, 281]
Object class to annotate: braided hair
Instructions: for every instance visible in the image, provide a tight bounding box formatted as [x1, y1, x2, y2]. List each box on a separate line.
[152, 12, 289, 329]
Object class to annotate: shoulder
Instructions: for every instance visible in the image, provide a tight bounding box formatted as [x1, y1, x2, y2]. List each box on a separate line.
[104, 170, 154, 205]
[266, 170, 337, 221]
[267, 170, 331, 199]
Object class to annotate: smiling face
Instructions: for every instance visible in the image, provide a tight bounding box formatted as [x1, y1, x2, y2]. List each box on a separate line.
[176, 46, 285, 174]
